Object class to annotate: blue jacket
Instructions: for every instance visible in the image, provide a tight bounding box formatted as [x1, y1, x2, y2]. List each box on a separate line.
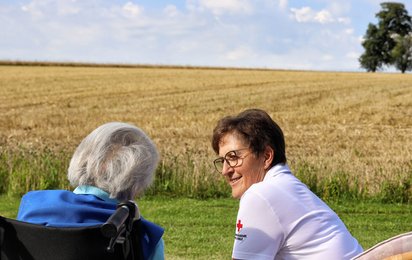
[17, 188, 164, 260]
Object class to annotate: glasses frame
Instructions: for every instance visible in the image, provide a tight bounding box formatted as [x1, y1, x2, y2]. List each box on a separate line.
[213, 148, 251, 173]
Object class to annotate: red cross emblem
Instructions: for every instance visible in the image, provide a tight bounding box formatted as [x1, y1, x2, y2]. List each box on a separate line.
[236, 219, 243, 232]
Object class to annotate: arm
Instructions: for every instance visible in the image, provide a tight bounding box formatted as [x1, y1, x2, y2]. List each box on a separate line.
[232, 190, 285, 260]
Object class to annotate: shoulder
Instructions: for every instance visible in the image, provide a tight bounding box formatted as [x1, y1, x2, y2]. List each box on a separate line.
[244, 169, 298, 204]
[140, 217, 165, 238]
[23, 189, 72, 197]
[241, 166, 330, 223]
[20, 189, 110, 206]
[20, 190, 73, 204]
[238, 185, 282, 226]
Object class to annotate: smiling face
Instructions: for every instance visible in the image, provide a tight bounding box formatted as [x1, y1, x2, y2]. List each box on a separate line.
[218, 133, 270, 199]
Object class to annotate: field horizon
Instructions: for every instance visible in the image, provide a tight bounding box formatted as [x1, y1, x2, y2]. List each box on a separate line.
[1, 63, 411, 200]
[0, 59, 349, 73]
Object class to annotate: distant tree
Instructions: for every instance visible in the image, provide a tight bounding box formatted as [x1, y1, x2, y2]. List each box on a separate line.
[359, 24, 385, 72]
[359, 2, 412, 72]
[391, 34, 412, 73]
[376, 2, 412, 64]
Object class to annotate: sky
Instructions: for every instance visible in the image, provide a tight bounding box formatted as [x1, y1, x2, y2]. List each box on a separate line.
[1, 0, 411, 72]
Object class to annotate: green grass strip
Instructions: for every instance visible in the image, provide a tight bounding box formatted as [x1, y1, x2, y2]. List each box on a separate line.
[1, 195, 411, 259]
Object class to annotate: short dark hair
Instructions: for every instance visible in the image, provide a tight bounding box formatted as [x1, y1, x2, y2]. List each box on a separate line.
[212, 109, 286, 167]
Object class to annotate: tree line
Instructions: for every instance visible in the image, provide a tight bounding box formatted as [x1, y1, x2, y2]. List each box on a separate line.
[360, 2, 412, 73]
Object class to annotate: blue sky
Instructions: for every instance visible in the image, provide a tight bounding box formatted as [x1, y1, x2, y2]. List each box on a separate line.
[1, 0, 410, 72]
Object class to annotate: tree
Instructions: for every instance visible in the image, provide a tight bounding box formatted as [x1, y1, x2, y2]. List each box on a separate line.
[359, 2, 412, 72]
[359, 24, 385, 72]
[391, 34, 412, 73]
[376, 2, 412, 64]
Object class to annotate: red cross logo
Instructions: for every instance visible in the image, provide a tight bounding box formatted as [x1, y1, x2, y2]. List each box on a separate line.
[236, 219, 243, 232]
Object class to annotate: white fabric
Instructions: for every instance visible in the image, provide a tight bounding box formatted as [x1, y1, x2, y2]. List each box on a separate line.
[232, 163, 363, 260]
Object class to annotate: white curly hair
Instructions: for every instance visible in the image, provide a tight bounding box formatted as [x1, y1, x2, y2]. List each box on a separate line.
[68, 122, 159, 201]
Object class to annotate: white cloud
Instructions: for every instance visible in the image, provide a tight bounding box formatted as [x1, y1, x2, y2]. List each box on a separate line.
[261, 47, 359, 71]
[225, 46, 256, 60]
[21, 0, 44, 18]
[345, 28, 354, 35]
[290, 7, 313, 23]
[346, 52, 359, 59]
[21, 0, 82, 18]
[321, 54, 334, 61]
[56, 0, 80, 16]
[328, 1, 351, 15]
[122, 2, 142, 18]
[314, 10, 334, 24]
[290, 6, 351, 25]
[164, 5, 179, 17]
[338, 17, 351, 24]
[279, 0, 288, 10]
[197, 0, 254, 15]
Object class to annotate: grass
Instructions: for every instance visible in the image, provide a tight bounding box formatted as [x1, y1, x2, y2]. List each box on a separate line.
[0, 195, 20, 218]
[1, 195, 412, 259]
[1, 147, 410, 201]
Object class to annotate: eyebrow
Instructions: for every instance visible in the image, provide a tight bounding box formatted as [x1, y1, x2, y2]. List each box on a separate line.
[220, 148, 248, 157]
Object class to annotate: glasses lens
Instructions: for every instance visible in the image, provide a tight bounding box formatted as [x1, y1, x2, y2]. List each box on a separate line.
[225, 151, 239, 167]
[213, 158, 224, 172]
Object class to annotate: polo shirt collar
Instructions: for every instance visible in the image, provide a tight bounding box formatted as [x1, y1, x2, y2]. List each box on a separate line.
[264, 163, 291, 181]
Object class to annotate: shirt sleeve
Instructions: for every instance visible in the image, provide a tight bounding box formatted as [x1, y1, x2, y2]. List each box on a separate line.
[232, 190, 285, 260]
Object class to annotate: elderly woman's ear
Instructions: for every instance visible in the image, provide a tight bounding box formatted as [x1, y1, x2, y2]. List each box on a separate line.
[263, 146, 274, 170]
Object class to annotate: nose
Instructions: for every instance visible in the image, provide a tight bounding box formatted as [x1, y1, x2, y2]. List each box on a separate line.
[221, 160, 234, 176]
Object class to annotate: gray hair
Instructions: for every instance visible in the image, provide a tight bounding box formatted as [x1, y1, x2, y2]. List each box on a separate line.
[68, 122, 159, 201]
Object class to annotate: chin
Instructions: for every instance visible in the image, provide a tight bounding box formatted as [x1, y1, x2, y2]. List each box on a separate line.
[231, 190, 242, 199]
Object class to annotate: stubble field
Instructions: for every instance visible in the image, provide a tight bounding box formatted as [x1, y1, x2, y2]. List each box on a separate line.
[0, 64, 411, 200]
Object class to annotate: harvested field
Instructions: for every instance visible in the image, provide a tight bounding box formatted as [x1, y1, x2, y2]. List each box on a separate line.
[1, 65, 411, 197]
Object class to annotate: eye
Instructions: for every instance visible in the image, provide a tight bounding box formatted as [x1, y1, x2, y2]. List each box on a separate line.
[225, 151, 239, 161]
[214, 158, 224, 164]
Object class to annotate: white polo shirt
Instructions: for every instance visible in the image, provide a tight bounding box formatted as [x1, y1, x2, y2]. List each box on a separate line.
[232, 163, 363, 260]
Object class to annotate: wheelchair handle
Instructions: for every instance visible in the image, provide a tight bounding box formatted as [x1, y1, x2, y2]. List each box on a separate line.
[101, 205, 129, 238]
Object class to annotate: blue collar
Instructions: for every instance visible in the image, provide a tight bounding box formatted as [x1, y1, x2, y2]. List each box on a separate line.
[73, 185, 118, 204]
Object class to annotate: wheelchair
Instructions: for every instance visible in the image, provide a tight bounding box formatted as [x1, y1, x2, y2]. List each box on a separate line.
[0, 201, 143, 260]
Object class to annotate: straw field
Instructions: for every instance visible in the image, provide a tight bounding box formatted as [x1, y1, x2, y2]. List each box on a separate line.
[0, 64, 411, 200]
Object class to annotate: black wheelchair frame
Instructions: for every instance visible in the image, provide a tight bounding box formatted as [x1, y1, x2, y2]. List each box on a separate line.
[0, 201, 143, 260]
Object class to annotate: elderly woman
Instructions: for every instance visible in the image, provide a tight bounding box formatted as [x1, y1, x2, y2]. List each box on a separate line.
[17, 122, 164, 260]
[212, 109, 363, 260]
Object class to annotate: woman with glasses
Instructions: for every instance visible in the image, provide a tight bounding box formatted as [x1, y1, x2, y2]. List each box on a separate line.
[212, 109, 362, 260]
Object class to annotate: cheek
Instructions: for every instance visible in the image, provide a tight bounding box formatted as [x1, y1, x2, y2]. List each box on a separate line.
[242, 167, 259, 185]
[244, 162, 266, 184]
[247, 172, 261, 185]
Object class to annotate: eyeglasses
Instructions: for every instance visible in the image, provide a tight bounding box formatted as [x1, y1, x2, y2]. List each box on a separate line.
[213, 148, 251, 173]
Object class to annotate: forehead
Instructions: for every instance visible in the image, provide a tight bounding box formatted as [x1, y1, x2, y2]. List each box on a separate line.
[218, 133, 248, 155]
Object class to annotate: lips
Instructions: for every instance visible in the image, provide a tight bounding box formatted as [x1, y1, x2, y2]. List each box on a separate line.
[229, 176, 242, 185]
